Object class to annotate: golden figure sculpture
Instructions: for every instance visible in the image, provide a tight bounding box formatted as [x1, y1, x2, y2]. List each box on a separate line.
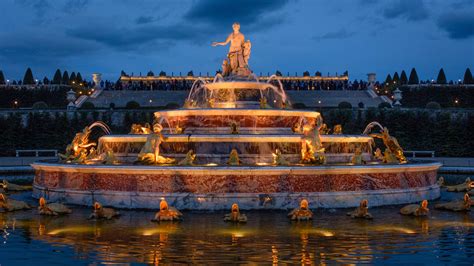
[59, 126, 96, 163]
[175, 124, 185, 134]
[400, 200, 429, 217]
[260, 96, 268, 109]
[212, 22, 251, 76]
[383, 148, 399, 164]
[228, 148, 241, 166]
[301, 116, 324, 164]
[272, 149, 290, 166]
[130, 123, 152, 134]
[224, 203, 247, 223]
[221, 59, 231, 76]
[288, 199, 313, 221]
[333, 124, 342, 135]
[370, 127, 407, 164]
[445, 177, 472, 192]
[351, 147, 365, 165]
[435, 193, 471, 212]
[0, 193, 30, 211]
[207, 97, 215, 108]
[177, 150, 196, 166]
[38, 197, 72, 216]
[183, 99, 196, 109]
[347, 199, 373, 219]
[152, 200, 183, 222]
[230, 122, 239, 134]
[1, 179, 31, 191]
[88, 202, 120, 220]
[319, 123, 330, 134]
[138, 123, 176, 165]
[374, 148, 384, 161]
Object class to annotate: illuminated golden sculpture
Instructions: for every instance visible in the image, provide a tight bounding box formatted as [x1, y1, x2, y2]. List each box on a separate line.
[230, 122, 239, 134]
[152, 200, 183, 222]
[0, 193, 30, 211]
[273, 149, 290, 166]
[400, 200, 429, 217]
[383, 148, 399, 164]
[224, 203, 247, 223]
[175, 124, 185, 134]
[183, 99, 196, 109]
[59, 126, 96, 163]
[138, 123, 176, 165]
[319, 123, 329, 134]
[351, 147, 365, 165]
[212, 22, 251, 76]
[370, 127, 407, 164]
[130, 123, 152, 134]
[177, 150, 196, 166]
[259, 96, 268, 109]
[207, 97, 215, 108]
[301, 116, 324, 164]
[228, 148, 241, 166]
[445, 177, 472, 192]
[435, 193, 471, 212]
[374, 148, 384, 161]
[38, 197, 72, 216]
[347, 199, 373, 219]
[333, 124, 342, 135]
[88, 202, 120, 220]
[102, 149, 118, 165]
[288, 199, 313, 221]
[1, 179, 31, 191]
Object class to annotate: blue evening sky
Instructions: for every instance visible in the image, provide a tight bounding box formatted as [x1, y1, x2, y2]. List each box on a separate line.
[0, 0, 472, 81]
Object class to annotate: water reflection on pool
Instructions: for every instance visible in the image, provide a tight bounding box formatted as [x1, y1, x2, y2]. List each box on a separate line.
[1, 193, 474, 264]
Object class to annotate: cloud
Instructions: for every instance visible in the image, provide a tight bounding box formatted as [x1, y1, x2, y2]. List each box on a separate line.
[313, 29, 354, 41]
[383, 0, 429, 21]
[65, 23, 211, 50]
[15, 0, 51, 19]
[62, 0, 89, 14]
[184, 0, 289, 30]
[437, 12, 474, 39]
[135, 16, 155, 24]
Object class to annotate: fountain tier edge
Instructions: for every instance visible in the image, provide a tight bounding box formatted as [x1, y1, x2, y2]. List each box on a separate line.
[32, 79, 441, 210]
[32, 161, 441, 210]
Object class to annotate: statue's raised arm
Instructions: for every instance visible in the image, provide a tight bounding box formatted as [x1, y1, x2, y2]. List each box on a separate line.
[211, 34, 231, 47]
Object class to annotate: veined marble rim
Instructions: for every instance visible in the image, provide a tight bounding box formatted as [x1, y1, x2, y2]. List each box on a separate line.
[32, 161, 441, 175]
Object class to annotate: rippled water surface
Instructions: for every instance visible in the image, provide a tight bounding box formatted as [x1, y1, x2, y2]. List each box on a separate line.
[1, 191, 474, 265]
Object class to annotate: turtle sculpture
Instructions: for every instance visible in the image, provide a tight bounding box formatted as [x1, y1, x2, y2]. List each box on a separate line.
[435, 193, 471, 212]
[445, 177, 472, 192]
[288, 199, 313, 221]
[1, 179, 32, 192]
[152, 200, 183, 222]
[400, 200, 429, 217]
[88, 202, 120, 220]
[38, 197, 72, 216]
[347, 199, 373, 219]
[224, 203, 247, 223]
[0, 193, 30, 211]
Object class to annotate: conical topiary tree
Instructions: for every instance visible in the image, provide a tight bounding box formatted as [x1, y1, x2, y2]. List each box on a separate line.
[62, 71, 69, 85]
[463, 68, 473, 84]
[275, 70, 282, 76]
[408, 68, 419, 84]
[436, 68, 447, 84]
[76, 72, 83, 83]
[385, 74, 392, 84]
[52, 69, 62, 84]
[23, 67, 35, 85]
[392, 72, 400, 84]
[70, 72, 76, 84]
[0, 70, 5, 85]
[400, 70, 408, 85]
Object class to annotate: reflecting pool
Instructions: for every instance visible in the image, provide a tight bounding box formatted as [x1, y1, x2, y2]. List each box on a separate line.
[1, 191, 474, 264]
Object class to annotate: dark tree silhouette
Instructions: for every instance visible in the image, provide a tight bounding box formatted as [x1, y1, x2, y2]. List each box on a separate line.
[23, 68, 35, 85]
[437, 68, 447, 84]
[52, 69, 62, 84]
[70, 72, 76, 84]
[147, 71, 154, 76]
[62, 71, 69, 85]
[0, 70, 5, 85]
[392, 72, 400, 84]
[408, 68, 419, 84]
[385, 74, 392, 84]
[400, 70, 408, 85]
[463, 68, 473, 84]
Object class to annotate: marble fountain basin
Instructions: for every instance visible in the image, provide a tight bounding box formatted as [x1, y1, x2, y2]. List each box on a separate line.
[31, 161, 441, 210]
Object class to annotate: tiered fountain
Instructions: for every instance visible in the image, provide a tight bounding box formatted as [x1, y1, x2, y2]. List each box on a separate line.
[32, 24, 440, 210]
